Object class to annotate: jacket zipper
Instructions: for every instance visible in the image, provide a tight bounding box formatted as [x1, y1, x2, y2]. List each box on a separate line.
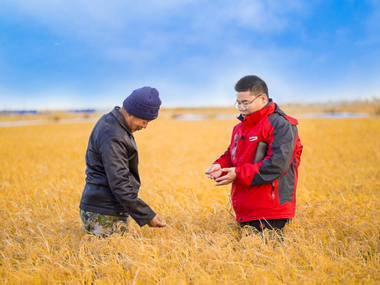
[271, 182, 275, 200]
[232, 134, 238, 160]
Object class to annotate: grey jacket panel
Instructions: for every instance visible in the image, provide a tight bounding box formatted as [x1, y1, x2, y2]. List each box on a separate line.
[277, 156, 297, 205]
[251, 113, 298, 186]
[79, 107, 156, 227]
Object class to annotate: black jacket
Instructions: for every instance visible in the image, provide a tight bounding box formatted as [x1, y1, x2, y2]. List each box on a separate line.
[79, 107, 156, 226]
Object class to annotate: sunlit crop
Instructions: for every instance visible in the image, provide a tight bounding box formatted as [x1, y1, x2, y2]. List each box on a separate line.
[0, 111, 379, 283]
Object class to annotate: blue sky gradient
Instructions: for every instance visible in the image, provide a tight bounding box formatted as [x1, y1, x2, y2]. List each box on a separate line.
[1, 0, 379, 110]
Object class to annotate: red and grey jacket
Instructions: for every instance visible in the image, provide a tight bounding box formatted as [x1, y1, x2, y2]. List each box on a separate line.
[214, 100, 303, 222]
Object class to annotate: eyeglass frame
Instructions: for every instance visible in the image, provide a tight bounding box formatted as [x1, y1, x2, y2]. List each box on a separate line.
[234, 94, 264, 110]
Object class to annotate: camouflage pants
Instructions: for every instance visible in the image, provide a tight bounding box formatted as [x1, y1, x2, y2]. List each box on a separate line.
[80, 210, 130, 236]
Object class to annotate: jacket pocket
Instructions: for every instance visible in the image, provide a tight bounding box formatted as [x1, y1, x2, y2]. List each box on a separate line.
[242, 184, 273, 211]
[272, 180, 279, 208]
[253, 141, 268, 163]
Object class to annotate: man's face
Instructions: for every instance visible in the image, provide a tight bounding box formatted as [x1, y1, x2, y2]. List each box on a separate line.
[127, 115, 150, 133]
[236, 91, 267, 118]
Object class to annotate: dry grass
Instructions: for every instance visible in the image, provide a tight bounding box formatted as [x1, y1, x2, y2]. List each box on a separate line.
[0, 110, 379, 283]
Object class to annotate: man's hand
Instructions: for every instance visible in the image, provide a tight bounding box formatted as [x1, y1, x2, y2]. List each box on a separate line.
[148, 214, 166, 227]
[205, 164, 223, 180]
[214, 167, 237, 186]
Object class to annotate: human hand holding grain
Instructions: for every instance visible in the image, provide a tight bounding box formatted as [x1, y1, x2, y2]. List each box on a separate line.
[205, 163, 223, 180]
[148, 214, 166, 227]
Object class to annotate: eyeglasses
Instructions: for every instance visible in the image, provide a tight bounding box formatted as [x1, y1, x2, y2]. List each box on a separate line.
[234, 94, 263, 110]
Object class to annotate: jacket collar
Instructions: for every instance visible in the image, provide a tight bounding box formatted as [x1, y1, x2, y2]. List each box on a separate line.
[111, 106, 132, 135]
[238, 99, 275, 126]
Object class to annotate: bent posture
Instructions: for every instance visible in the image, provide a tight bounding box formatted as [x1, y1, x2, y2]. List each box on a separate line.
[80, 87, 166, 236]
[206, 75, 303, 232]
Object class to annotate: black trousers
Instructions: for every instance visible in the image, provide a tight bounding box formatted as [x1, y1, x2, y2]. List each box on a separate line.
[239, 219, 289, 232]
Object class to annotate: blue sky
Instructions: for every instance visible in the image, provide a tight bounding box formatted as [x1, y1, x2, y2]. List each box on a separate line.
[0, 0, 379, 110]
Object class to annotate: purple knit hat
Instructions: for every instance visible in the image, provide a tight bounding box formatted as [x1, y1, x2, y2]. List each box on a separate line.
[123, 87, 162, 120]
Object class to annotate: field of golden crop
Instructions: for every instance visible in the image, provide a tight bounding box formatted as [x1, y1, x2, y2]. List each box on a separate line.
[1, 111, 380, 283]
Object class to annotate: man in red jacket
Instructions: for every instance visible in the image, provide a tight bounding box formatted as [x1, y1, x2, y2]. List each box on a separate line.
[205, 75, 303, 232]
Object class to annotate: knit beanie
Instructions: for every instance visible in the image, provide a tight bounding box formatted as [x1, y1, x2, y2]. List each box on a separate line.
[123, 87, 162, 120]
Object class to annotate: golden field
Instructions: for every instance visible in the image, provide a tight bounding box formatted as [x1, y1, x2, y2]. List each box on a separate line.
[0, 109, 380, 283]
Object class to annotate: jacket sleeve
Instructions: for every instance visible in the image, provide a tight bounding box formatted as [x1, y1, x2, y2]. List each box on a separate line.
[99, 137, 156, 227]
[214, 147, 233, 168]
[235, 117, 297, 186]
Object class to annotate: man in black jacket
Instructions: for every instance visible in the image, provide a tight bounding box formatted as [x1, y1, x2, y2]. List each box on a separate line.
[79, 86, 166, 236]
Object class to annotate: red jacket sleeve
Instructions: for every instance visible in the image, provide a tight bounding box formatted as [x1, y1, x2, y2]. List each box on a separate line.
[214, 147, 233, 168]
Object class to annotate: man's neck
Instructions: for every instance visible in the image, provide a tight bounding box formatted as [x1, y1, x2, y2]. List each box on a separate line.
[119, 107, 129, 121]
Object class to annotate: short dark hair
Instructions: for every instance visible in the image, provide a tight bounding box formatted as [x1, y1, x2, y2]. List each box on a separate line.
[234, 75, 269, 97]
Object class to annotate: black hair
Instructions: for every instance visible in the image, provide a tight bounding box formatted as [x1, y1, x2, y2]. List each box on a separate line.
[234, 75, 269, 97]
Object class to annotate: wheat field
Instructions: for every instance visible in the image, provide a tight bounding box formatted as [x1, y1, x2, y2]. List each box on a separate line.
[0, 112, 380, 283]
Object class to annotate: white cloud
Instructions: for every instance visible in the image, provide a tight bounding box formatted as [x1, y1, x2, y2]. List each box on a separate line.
[1, 0, 379, 110]
[1, 0, 307, 37]
[219, 0, 306, 32]
[1, 0, 192, 36]
[0, 0, 312, 68]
